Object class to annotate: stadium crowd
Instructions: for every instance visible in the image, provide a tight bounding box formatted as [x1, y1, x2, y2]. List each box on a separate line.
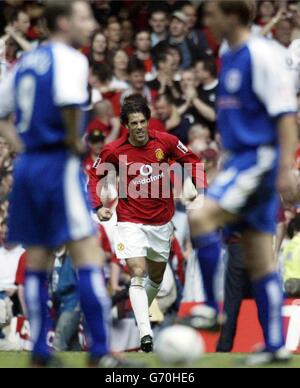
[0, 0, 300, 352]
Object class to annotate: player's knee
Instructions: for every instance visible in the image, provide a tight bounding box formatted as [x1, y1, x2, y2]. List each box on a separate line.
[130, 266, 147, 278]
[130, 276, 147, 288]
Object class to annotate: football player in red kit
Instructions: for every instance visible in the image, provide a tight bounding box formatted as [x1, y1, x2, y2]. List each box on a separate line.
[88, 96, 206, 352]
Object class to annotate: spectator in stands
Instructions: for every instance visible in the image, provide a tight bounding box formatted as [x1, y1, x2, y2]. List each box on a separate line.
[0, 221, 24, 342]
[111, 49, 130, 91]
[156, 93, 191, 145]
[89, 30, 108, 65]
[283, 215, 300, 297]
[105, 20, 122, 51]
[181, 1, 211, 54]
[86, 99, 120, 147]
[89, 62, 115, 95]
[290, 3, 300, 40]
[255, 0, 276, 27]
[195, 57, 218, 135]
[167, 44, 183, 81]
[121, 58, 157, 106]
[3, 8, 32, 53]
[51, 247, 81, 352]
[134, 30, 154, 81]
[147, 52, 181, 100]
[157, 11, 203, 70]
[176, 68, 216, 131]
[120, 19, 134, 55]
[273, 17, 294, 48]
[83, 126, 106, 175]
[149, 9, 169, 48]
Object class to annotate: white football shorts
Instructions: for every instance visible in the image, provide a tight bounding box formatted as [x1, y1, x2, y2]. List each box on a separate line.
[114, 221, 174, 263]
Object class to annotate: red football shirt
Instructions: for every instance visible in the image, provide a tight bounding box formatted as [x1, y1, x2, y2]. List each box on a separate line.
[88, 130, 207, 226]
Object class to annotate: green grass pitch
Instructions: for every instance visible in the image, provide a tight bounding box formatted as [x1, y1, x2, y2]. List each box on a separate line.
[0, 352, 300, 368]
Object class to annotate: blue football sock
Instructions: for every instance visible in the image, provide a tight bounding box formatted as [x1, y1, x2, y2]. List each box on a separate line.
[192, 232, 222, 313]
[78, 267, 111, 359]
[252, 272, 285, 352]
[25, 271, 51, 360]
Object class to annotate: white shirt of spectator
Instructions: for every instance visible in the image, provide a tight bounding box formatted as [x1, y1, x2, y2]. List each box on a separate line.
[0, 246, 24, 292]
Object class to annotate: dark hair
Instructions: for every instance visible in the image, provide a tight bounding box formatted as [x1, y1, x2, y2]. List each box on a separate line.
[44, 0, 74, 32]
[127, 57, 145, 75]
[217, 0, 256, 26]
[120, 95, 151, 125]
[91, 63, 113, 83]
[196, 57, 217, 78]
[155, 52, 170, 68]
[167, 44, 183, 66]
[287, 214, 300, 239]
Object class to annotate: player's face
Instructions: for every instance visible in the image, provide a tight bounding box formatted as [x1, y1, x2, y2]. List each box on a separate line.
[127, 112, 149, 146]
[69, 1, 95, 47]
[203, 1, 230, 41]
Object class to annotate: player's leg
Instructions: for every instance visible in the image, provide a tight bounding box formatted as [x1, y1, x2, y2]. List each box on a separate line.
[242, 230, 289, 365]
[126, 257, 154, 347]
[146, 261, 167, 307]
[144, 222, 172, 308]
[188, 197, 238, 317]
[68, 236, 111, 362]
[25, 247, 54, 365]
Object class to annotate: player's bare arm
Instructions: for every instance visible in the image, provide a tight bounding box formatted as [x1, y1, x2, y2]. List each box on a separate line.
[277, 114, 299, 204]
[61, 107, 86, 156]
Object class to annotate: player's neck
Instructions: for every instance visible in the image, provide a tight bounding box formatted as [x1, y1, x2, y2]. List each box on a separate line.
[226, 27, 250, 50]
[128, 135, 149, 148]
[50, 33, 72, 47]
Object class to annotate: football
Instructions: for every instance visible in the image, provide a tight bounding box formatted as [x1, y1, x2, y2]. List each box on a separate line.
[155, 325, 205, 366]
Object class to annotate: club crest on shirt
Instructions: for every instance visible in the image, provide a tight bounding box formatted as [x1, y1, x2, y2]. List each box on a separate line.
[155, 149, 165, 161]
[117, 243, 125, 252]
[225, 69, 242, 93]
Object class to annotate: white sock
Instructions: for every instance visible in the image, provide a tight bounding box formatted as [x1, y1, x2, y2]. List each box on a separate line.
[146, 278, 161, 307]
[129, 277, 153, 339]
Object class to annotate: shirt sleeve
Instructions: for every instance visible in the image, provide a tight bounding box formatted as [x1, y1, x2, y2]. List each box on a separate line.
[15, 252, 27, 286]
[164, 132, 207, 189]
[250, 39, 298, 118]
[53, 45, 89, 107]
[87, 145, 118, 210]
[0, 68, 15, 119]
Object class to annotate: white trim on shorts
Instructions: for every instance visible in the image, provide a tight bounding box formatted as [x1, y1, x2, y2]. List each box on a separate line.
[64, 156, 94, 241]
[218, 146, 276, 214]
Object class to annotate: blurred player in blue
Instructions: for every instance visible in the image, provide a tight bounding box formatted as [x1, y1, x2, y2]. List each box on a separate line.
[0, 0, 132, 368]
[186, 0, 299, 365]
